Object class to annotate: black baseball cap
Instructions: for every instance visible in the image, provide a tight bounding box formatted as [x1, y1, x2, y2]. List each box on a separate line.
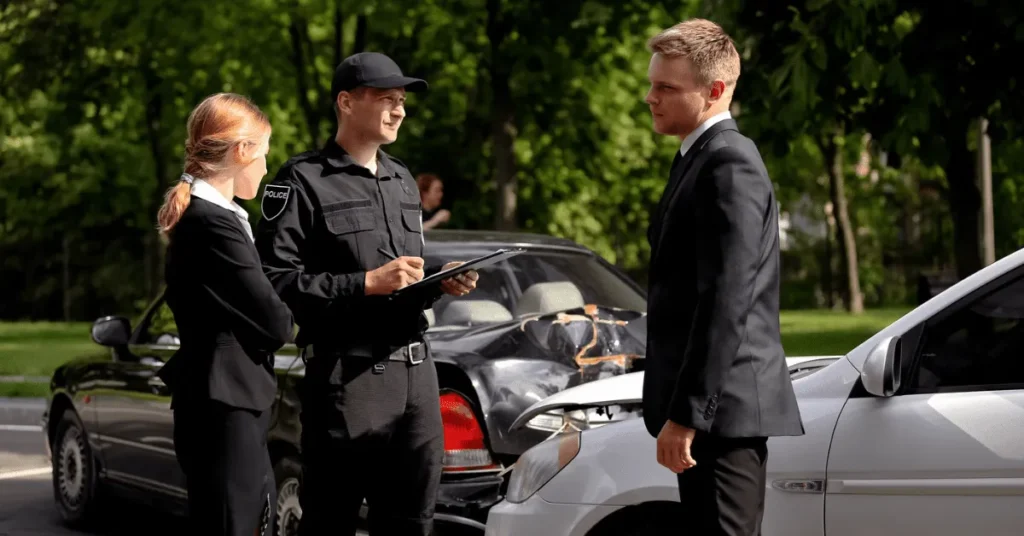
[331, 52, 428, 102]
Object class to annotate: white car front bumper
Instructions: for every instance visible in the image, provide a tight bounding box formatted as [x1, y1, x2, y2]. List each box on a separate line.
[485, 495, 621, 536]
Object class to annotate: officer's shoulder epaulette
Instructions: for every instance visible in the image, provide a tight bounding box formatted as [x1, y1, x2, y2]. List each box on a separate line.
[270, 150, 325, 189]
[280, 149, 321, 170]
[381, 151, 410, 172]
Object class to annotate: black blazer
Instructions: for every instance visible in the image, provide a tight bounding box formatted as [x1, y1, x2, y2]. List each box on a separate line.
[642, 119, 804, 439]
[157, 197, 294, 411]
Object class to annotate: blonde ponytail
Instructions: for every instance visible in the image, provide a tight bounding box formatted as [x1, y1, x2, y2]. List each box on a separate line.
[157, 180, 192, 235]
[156, 92, 270, 237]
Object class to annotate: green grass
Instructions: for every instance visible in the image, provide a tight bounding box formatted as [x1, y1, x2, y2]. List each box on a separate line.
[0, 321, 96, 377]
[780, 307, 912, 357]
[0, 382, 52, 398]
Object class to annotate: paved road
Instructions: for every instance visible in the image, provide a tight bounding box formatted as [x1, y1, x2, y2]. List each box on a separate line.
[0, 398, 49, 476]
[1, 399, 387, 536]
[0, 398, 182, 536]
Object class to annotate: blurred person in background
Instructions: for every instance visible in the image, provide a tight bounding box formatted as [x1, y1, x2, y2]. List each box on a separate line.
[416, 172, 450, 229]
[155, 92, 294, 536]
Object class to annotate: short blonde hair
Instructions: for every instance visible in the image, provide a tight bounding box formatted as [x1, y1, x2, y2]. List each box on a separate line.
[647, 19, 741, 87]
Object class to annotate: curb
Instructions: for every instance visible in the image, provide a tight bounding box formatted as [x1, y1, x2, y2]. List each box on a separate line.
[0, 397, 46, 407]
[0, 376, 49, 383]
[0, 466, 51, 480]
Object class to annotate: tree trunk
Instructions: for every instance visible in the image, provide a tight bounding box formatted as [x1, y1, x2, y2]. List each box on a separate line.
[62, 234, 70, 322]
[820, 128, 864, 314]
[945, 130, 982, 279]
[823, 217, 834, 309]
[352, 15, 367, 56]
[289, 16, 321, 147]
[333, 1, 344, 70]
[331, 6, 367, 128]
[902, 172, 920, 304]
[28, 251, 39, 318]
[491, 88, 516, 231]
[977, 117, 994, 266]
[143, 63, 167, 300]
[487, 0, 516, 231]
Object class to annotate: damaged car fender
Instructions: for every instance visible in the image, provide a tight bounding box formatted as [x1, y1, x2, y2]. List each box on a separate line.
[427, 305, 648, 458]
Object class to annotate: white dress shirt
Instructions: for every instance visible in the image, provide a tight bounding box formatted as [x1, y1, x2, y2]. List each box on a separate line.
[191, 179, 254, 242]
[679, 110, 733, 159]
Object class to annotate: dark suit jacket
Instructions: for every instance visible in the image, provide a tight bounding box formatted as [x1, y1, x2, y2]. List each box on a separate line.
[642, 119, 804, 439]
[157, 197, 295, 412]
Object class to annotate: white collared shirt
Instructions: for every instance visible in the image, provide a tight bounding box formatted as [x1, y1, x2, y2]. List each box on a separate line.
[679, 110, 733, 159]
[191, 179, 254, 242]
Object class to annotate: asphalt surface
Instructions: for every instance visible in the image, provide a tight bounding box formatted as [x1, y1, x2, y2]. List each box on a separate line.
[0, 398, 182, 536]
[1, 399, 412, 536]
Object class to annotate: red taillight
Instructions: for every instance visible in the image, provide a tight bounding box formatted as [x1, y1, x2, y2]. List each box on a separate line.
[440, 391, 498, 472]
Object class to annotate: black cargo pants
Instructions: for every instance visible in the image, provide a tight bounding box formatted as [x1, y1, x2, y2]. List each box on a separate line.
[296, 346, 444, 536]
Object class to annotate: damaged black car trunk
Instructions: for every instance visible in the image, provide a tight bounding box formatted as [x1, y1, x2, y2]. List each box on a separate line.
[429, 305, 646, 459]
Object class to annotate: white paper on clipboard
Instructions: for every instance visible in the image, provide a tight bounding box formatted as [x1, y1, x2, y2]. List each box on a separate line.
[393, 248, 525, 295]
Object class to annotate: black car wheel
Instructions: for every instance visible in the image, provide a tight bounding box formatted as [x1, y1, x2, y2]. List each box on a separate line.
[52, 409, 101, 527]
[273, 455, 372, 536]
[274, 456, 302, 536]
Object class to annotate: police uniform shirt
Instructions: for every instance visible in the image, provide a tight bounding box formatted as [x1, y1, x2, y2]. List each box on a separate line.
[191, 178, 254, 242]
[254, 139, 441, 349]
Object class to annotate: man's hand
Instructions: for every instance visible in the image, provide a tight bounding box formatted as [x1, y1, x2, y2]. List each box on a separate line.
[439, 261, 478, 297]
[364, 256, 425, 295]
[656, 420, 697, 473]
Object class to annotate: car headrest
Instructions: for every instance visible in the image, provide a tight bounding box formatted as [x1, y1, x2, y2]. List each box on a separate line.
[514, 281, 585, 317]
[439, 300, 514, 326]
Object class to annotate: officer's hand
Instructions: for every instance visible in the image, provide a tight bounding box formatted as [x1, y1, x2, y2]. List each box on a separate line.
[365, 256, 425, 295]
[439, 261, 478, 297]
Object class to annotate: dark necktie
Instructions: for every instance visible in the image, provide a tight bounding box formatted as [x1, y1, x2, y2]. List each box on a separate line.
[650, 151, 685, 248]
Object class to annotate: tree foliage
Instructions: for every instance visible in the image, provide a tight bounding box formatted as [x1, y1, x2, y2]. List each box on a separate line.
[2, 0, 1023, 320]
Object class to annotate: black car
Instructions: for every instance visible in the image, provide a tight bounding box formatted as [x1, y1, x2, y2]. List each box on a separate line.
[40, 230, 649, 535]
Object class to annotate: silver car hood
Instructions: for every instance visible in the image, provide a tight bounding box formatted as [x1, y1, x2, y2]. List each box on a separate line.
[509, 356, 840, 431]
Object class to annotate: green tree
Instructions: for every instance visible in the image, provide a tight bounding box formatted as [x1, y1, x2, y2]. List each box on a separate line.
[2, 0, 710, 319]
[863, 1, 1024, 279]
[729, 0, 906, 312]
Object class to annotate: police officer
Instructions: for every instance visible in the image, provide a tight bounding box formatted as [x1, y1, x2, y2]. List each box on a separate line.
[254, 52, 477, 536]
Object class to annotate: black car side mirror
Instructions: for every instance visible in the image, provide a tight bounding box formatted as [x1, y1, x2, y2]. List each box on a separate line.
[92, 316, 131, 347]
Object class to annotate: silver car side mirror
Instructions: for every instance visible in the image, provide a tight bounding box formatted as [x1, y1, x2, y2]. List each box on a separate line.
[861, 335, 902, 397]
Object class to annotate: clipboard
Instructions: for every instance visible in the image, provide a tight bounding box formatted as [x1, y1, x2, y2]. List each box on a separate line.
[393, 248, 525, 295]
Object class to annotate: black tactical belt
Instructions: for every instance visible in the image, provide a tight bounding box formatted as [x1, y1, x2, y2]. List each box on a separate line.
[304, 341, 426, 365]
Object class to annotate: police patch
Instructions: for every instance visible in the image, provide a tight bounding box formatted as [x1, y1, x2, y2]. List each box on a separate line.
[261, 184, 290, 221]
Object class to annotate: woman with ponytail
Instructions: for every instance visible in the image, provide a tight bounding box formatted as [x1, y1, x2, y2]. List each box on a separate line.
[154, 93, 293, 536]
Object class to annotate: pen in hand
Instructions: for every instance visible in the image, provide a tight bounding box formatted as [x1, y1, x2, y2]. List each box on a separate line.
[376, 248, 429, 291]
